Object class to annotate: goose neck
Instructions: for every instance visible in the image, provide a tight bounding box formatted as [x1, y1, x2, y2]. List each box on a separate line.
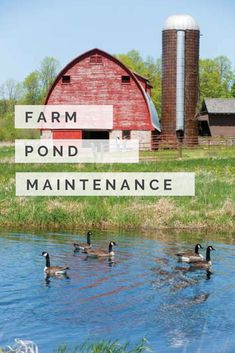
[45, 254, 50, 267]
[206, 248, 211, 262]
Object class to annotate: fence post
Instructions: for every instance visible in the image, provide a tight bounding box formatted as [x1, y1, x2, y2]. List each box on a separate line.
[178, 140, 182, 158]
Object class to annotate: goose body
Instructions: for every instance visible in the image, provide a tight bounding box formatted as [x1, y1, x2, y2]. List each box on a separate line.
[190, 246, 215, 269]
[73, 231, 92, 252]
[176, 244, 204, 263]
[84, 241, 117, 258]
[41, 251, 69, 275]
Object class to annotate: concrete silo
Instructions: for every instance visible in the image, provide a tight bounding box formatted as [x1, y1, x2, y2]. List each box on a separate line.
[161, 14, 200, 145]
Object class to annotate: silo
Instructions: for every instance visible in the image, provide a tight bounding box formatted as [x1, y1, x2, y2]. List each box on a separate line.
[161, 14, 200, 145]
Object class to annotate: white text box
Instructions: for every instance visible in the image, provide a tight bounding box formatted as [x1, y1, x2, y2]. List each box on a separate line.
[15, 139, 139, 163]
[15, 105, 113, 129]
[16, 172, 195, 196]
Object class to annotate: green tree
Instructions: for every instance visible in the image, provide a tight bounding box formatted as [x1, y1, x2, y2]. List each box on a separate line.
[39, 56, 60, 100]
[231, 81, 235, 97]
[22, 71, 41, 104]
[0, 79, 23, 114]
[199, 56, 235, 106]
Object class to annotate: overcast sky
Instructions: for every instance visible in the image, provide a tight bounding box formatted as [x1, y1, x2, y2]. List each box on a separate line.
[0, 0, 235, 84]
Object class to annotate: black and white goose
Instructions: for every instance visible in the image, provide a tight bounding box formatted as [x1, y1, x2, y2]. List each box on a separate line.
[73, 231, 92, 252]
[175, 243, 204, 263]
[83, 241, 117, 258]
[190, 246, 215, 269]
[41, 251, 69, 275]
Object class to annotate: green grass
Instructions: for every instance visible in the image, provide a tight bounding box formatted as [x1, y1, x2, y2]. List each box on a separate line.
[0, 145, 14, 160]
[0, 146, 234, 232]
[141, 145, 235, 160]
[55, 339, 150, 353]
[0, 339, 150, 353]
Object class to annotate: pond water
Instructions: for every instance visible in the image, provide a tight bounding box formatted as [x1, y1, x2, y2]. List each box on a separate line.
[0, 230, 235, 353]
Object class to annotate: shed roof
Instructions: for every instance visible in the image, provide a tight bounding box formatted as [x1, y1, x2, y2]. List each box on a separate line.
[202, 98, 235, 114]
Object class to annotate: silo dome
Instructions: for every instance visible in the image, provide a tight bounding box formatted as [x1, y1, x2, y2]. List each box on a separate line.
[163, 14, 199, 31]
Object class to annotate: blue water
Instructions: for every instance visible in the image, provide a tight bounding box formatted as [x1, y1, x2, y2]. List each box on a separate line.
[0, 230, 235, 353]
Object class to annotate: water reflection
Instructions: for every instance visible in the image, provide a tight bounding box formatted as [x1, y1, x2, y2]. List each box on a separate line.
[44, 274, 70, 287]
[0, 230, 235, 353]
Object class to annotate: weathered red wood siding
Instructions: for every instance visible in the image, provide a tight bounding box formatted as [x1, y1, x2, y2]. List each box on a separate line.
[134, 75, 152, 96]
[46, 49, 153, 131]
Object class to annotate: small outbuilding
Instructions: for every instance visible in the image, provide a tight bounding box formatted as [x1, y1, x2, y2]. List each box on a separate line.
[44, 48, 160, 149]
[198, 98, 235, 137]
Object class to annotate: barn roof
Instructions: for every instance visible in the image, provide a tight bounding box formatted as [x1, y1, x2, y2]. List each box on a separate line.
[45, 48, 160, 131]
[202, 98, 235, 114]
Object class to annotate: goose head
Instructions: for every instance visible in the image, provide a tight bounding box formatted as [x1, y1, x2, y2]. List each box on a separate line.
[109, 241, 117, 254]
[41, 251, 49, 257]
[206, 245, 215, 262]
[195, 243, 203, 254]
[41, 251, 50, 267]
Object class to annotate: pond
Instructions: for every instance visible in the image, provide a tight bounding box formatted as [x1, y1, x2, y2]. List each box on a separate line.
[0, 230, 235, 353]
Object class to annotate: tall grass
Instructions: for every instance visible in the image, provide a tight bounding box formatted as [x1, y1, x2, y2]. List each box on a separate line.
[0, 146, 234, 232]
[55, 339, 150, 353]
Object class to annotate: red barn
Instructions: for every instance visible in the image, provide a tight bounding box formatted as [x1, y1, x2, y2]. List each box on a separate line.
[44, 48, 160, 149]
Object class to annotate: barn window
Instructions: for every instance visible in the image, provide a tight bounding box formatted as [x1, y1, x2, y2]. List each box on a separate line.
[122, 75, 130, 84]
[122, 130, 131, 139]
[90, 55, 103, 64]
[62, 75, 71, 84]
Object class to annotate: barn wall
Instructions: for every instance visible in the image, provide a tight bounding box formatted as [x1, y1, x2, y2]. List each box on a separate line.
[136, 78, 147, 92]
[209, 114, 235, 126]
[209, 114, 235, 137]
[146, 86, 151, 95]
[47, 53, 153, 131]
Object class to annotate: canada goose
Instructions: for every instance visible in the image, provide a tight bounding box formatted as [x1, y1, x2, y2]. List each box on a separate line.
[41, 251, 69, 275]
[84, 241, 117, 258]
[73, 231, 92, 252]
[190, 246, 215, 269]
[175, 243, 204, 263]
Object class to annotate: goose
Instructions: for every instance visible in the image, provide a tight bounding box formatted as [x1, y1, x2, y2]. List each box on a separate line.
[41, 251, 69, 275]
[190, 246, 215, 270]
[84, 241, 117, 258]
[175, 243, 204, 263]
[73, 231, 92, 252]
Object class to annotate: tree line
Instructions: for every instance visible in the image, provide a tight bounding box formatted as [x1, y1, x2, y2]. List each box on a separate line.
[116, 50, 235, 115]
[0, 51, 235, 140]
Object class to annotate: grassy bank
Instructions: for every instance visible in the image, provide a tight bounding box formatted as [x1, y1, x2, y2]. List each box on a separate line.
[0, 339, 150, 353]
[0, 146, 234, 232]
[55, 339, 149, 353]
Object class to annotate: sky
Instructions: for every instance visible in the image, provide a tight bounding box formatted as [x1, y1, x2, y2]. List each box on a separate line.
[0, 0, 235, 84]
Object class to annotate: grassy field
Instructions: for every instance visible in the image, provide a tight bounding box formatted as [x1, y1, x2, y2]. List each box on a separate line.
[0, 145, 234, 232]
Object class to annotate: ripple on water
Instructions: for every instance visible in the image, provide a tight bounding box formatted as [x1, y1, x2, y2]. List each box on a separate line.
[0, 232, 235, 353]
